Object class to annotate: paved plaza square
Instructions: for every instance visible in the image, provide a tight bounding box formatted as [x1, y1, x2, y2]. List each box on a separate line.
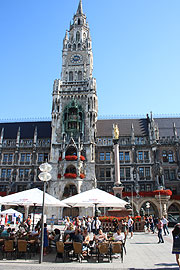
[0, 229, 178, 270]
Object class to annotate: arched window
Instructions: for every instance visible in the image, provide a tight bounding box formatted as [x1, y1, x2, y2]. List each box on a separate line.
[78, 18, 81, 25]
[68, 44, 71, 51]
[69, 71, 73, 81]
[78, 71, 82, 81]
[78, 43, 81, 49]
[76, 31, 80, 42]
[73, 44, 76, 51]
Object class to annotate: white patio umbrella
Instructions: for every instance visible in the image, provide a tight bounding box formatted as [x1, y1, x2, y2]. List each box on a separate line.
[61, 188, 127, 208]
[1, 188, 68, 207]
[0, 208, 22, 217]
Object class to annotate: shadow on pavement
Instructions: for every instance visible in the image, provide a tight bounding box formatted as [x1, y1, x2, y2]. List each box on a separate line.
[129, 268, 178, 270]
[130, 242, 158, 245]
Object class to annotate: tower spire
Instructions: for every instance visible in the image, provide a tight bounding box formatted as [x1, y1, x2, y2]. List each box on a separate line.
[77, 0, 83, 15]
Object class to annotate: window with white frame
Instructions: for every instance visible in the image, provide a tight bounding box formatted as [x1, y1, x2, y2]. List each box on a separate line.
[99, 152, 105, 161]
[138, 151, 143, 161]
[146, 184, 152, 191]
[139, 167, 144, 179]
[20, 153, 31, 163]
[3, 153, 13, 163]
[105, 152, 110, 161]
[1, 169, 6, 179]
[145, 167, 150, 178]
[119, 152, 124, 162]
[125, 152, 130, 162]
[168, 151, 174, 162]
[105, 168, 111, 179]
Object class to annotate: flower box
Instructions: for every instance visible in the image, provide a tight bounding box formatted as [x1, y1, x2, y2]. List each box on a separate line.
[80, 155, 85, 161]
[65, 155, 78, 161]
[153, 189, 172, 196]
[59, 157, 62, 161]
[64, 173, 77, 179]
[57, 173, 61, 179]
[80, 173, 85, 179]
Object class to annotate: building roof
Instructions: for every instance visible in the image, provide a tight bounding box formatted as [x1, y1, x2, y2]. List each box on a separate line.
[0, 121, 51, 139]
[96, 118, 148, 137]
[155, 118, 180, 138]
[0, 117, 179, 140]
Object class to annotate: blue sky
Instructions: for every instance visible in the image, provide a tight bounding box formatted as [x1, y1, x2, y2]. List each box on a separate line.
[0, 0, 180, 121]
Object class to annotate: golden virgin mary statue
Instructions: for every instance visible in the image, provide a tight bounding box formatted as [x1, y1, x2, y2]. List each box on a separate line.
[113, 124, 119, 139]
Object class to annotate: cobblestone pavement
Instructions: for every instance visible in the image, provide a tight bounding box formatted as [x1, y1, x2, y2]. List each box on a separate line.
[0, 229, 178, 270]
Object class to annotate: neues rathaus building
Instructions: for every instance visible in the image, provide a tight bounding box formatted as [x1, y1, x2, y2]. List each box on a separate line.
[0, 1, 180, 218]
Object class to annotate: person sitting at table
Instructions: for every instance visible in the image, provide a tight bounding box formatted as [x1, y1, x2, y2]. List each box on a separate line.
[72, 227, 83, 243]
[49, 228, 61, 248]
[94, 228, 107, 243]
[113, 228, 124, 242]
[63, 222, 75, 242]
[10, 228, 16, 239]
[30, 226, 40, 238]
[82, 227, 90, 243]
[1, 227, 11, 239]
[82, 227, 90, 256]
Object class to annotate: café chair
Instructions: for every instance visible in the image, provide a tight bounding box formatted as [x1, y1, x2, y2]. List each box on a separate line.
[17, 240, 31, 259]
[73, 242, 88, 263]
[110, 241, 123, 262]
[3, 240, 16, 259]
[97, 242, 110, 263]
[55, 241, 65, 262]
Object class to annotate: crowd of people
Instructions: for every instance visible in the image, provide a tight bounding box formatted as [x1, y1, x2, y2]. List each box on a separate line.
[144, 215, 170, 244]
[1, 213, 180, 269]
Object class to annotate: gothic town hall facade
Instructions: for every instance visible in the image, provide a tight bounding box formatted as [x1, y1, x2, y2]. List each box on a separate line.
[0, 1, 180, 218]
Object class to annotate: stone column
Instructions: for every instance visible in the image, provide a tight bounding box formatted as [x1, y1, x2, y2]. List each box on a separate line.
[155, 195, 170, 217]
[114, 140, 121, 186]
[112, 124, 123, 198]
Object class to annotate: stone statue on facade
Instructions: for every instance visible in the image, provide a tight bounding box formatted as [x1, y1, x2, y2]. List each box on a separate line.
[153, 162, 164, 188]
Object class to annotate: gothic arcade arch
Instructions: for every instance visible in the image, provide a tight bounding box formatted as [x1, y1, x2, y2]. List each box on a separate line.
[168, 202, 180, 217]
[139, 200, 159, 217]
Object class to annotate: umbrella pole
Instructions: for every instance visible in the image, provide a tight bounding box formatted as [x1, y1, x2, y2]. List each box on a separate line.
[33, 203, 36, 230]
[39, 182, 46, 264]
[95, 203, 97, 235]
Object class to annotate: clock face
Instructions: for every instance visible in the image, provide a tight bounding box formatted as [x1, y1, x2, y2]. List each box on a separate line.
[71, 54, 82, 63]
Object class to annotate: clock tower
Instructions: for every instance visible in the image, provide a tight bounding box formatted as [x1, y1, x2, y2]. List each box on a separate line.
[49, 0, 98, 217]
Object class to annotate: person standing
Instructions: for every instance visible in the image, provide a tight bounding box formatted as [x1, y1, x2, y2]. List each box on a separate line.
[157, 217, 164, 243]
[26, 215, 32, 231]
[162, 216, 169, 235]
[5, 214, 8, 226]
[43, 223, 49, 255]
[172, 223, 180, 269]
[128, 216, 134, 239]
[50, 215, 55, 231]
[91, 216, 101, 234]
[0, 215, 5, 230]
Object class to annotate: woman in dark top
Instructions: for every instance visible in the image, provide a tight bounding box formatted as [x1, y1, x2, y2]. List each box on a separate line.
[43, 223, 49, 255]
[172, 223, 180, 269]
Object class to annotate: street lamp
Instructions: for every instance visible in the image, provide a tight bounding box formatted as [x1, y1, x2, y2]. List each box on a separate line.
[146, 202, 150, 216]
[38, 162, 52, 264]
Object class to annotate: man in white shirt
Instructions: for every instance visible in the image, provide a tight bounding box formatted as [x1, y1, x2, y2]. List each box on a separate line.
[162, 216, 169, 235]
[113, 228, 124, 242]
[91, 217, 101, 234]
[128, 216, 134, 239]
